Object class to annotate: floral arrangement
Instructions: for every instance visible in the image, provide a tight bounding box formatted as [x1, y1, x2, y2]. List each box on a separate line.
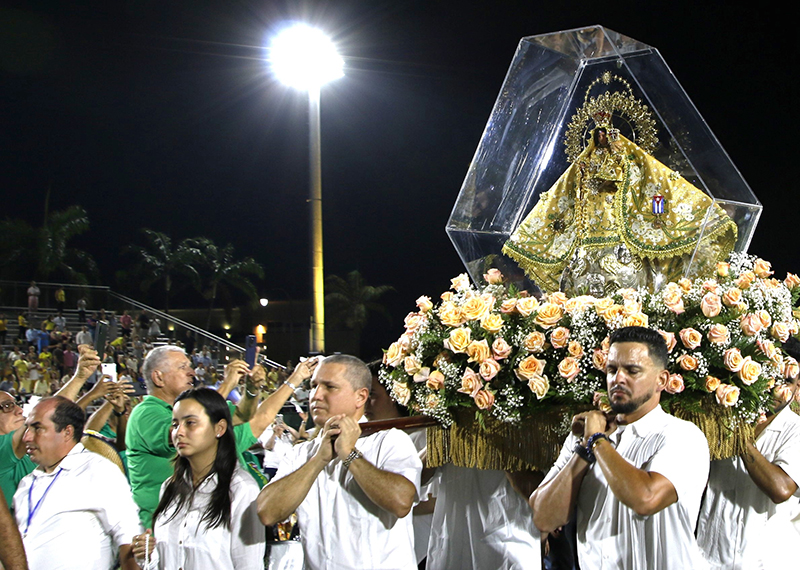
[379, 253, 800, 434]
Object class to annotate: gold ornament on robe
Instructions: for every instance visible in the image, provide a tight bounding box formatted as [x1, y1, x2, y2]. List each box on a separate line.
[503, 73, 737, 295]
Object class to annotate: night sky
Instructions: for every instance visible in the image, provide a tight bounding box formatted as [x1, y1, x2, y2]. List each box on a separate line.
[0, 1, 795, 357]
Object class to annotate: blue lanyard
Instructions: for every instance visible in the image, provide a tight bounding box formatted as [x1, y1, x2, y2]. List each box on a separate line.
[26, 468, 63, 535]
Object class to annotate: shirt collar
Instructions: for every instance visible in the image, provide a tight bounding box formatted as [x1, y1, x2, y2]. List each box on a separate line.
[761, 404, 796, 434]
[145, 394, 173, 410]
[33, 442, 86, 477]
[625, 404, 668, 439]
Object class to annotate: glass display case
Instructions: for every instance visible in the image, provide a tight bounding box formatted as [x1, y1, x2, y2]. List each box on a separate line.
[446, 25, 761, 295]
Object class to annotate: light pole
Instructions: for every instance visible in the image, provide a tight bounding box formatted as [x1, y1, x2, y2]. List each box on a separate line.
[270, 24, 343, 354]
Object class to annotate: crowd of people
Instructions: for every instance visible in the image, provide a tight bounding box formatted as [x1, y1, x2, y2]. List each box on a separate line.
[1, 323, 799, 570]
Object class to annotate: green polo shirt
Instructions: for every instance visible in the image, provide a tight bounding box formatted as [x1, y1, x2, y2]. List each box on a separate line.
[126, 395, 174, 529]
[0, 431, 36, 510]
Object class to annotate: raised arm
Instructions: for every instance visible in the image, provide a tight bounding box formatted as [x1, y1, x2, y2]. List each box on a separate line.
[56, 345, 101, 402]
[585, 410, 677, 517]
[217, 359, 249, 400]
[247, 358, 319, 438]
[740, 424, 799, 504]
[333, 415, 416, 518]
[258, 414, 335, 526]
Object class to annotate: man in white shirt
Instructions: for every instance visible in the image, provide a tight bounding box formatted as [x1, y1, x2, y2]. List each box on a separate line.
[258, 354, 422, 570]
[697, 339, 800, 569]
[75, 326, 92, 347]
[531, 326, 710, 569]
[13, 396, 141, 570]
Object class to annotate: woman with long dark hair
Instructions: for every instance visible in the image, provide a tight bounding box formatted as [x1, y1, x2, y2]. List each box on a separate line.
[131, 388, 264, 569]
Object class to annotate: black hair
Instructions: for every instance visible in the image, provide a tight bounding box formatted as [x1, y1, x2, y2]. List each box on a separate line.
[609, 326, 669, 369]
[152, 388, 236, 530]
[782, 336, 800, 361]
[47, 396, 86, 443]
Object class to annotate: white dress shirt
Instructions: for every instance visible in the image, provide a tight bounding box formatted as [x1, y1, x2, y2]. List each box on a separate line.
[13, 443, 141, 570]
[542, 405, 710, 570]
[697, 405, 800, 569]
[274, 427, 422, 570]
[426, 464, 541, 570]
[146, 464, 264, 570]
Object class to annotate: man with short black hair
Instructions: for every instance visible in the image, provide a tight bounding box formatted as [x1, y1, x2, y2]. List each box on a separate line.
[258, 354, 422, 570]
[531, 326, 710, 569]
[14, 396, 140, 569]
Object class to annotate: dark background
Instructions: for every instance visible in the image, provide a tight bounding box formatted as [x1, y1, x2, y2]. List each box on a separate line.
[0, 1, 794, 358]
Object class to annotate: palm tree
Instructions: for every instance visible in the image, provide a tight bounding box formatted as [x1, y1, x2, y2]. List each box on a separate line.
[124, 229, 203, 312]
[325, 270, 395, 352]
[192, 238, 265, 329]
[0, 199, 97, 283]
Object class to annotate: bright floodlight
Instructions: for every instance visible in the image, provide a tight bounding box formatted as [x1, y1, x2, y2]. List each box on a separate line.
[270, 24, 344, 90]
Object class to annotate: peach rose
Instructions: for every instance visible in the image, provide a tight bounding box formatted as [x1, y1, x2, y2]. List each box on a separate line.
[618, 288, 638, 302]
[594, 297, 615, 318]
[601, 336, 611, 351]
[757, 339, 779, 362]
[707, 324, 730, 345]
[677, 354, 698, 371]
[722, 287, 744, 308]
[548, 291, 569, 307]
[480, 313, 504, 334]
[659, 330, 677, 353]
[662, 283, 684, 314]
[515, 296, 540, 317]
[738, 356, 762, 386]
[622, 299, 642, 317]
[523, 331, 547, 353]
[723, 348, 744, 372]
[678, 278, 693, 292]
[735, 271, 755, 290]
[383, 342, 406, 367]
[550, 326, 570, 349]
[416, 295, 434, 313]
[397, 333, 412, 352]
[774, 383, 795, 405]
[756, 310, 772, 329]
[602, 305, 624, 324]
[716, 262, 730, 277]
[404, 356, 422, 375]
[440, 291, 453, 302]
[499, 299, 518, 314]
[702, 280, 721, 295]
[474, 389, 495, 410]
[426, 370, 445, 390]
[491, 337, 513, 360]
[715, 384, 740, 407]
[438, 302, 464, 327]
[679, 328, 702, 350]
[466, 339, 491, 364]
[392, 381, 411, 406]
[527, 374, 550, 400]
[558, 357, 580, 382]
[462, 295, 492, 321]
[771, 322, 791, 343]
[592, 349, 608, 372]
[753, 258, 773, 279]
[666, 373, 685, 394]
[740, 314, 763, 337]
[412, 367, 431, 384]
[785, 273, 800, 290]
[565, 295, 594, 314]
[457, 368, 483, 397]
[404, 312, 424, 331]
[701, 292, 722, 318]
[515, 355, 546, 380]
[479, 358, 502, 381]
[451, 273, 471, 291]
[622, 312, 649, 328]
[783, 357, 799, 380]
[705, 375, 721, 392]
[568, 340, 584, 359]
[483, 268, 504, 284]
[444, 327, 471, 354]
[534, 302, 564, 329]
[791, 320, 800, 335]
